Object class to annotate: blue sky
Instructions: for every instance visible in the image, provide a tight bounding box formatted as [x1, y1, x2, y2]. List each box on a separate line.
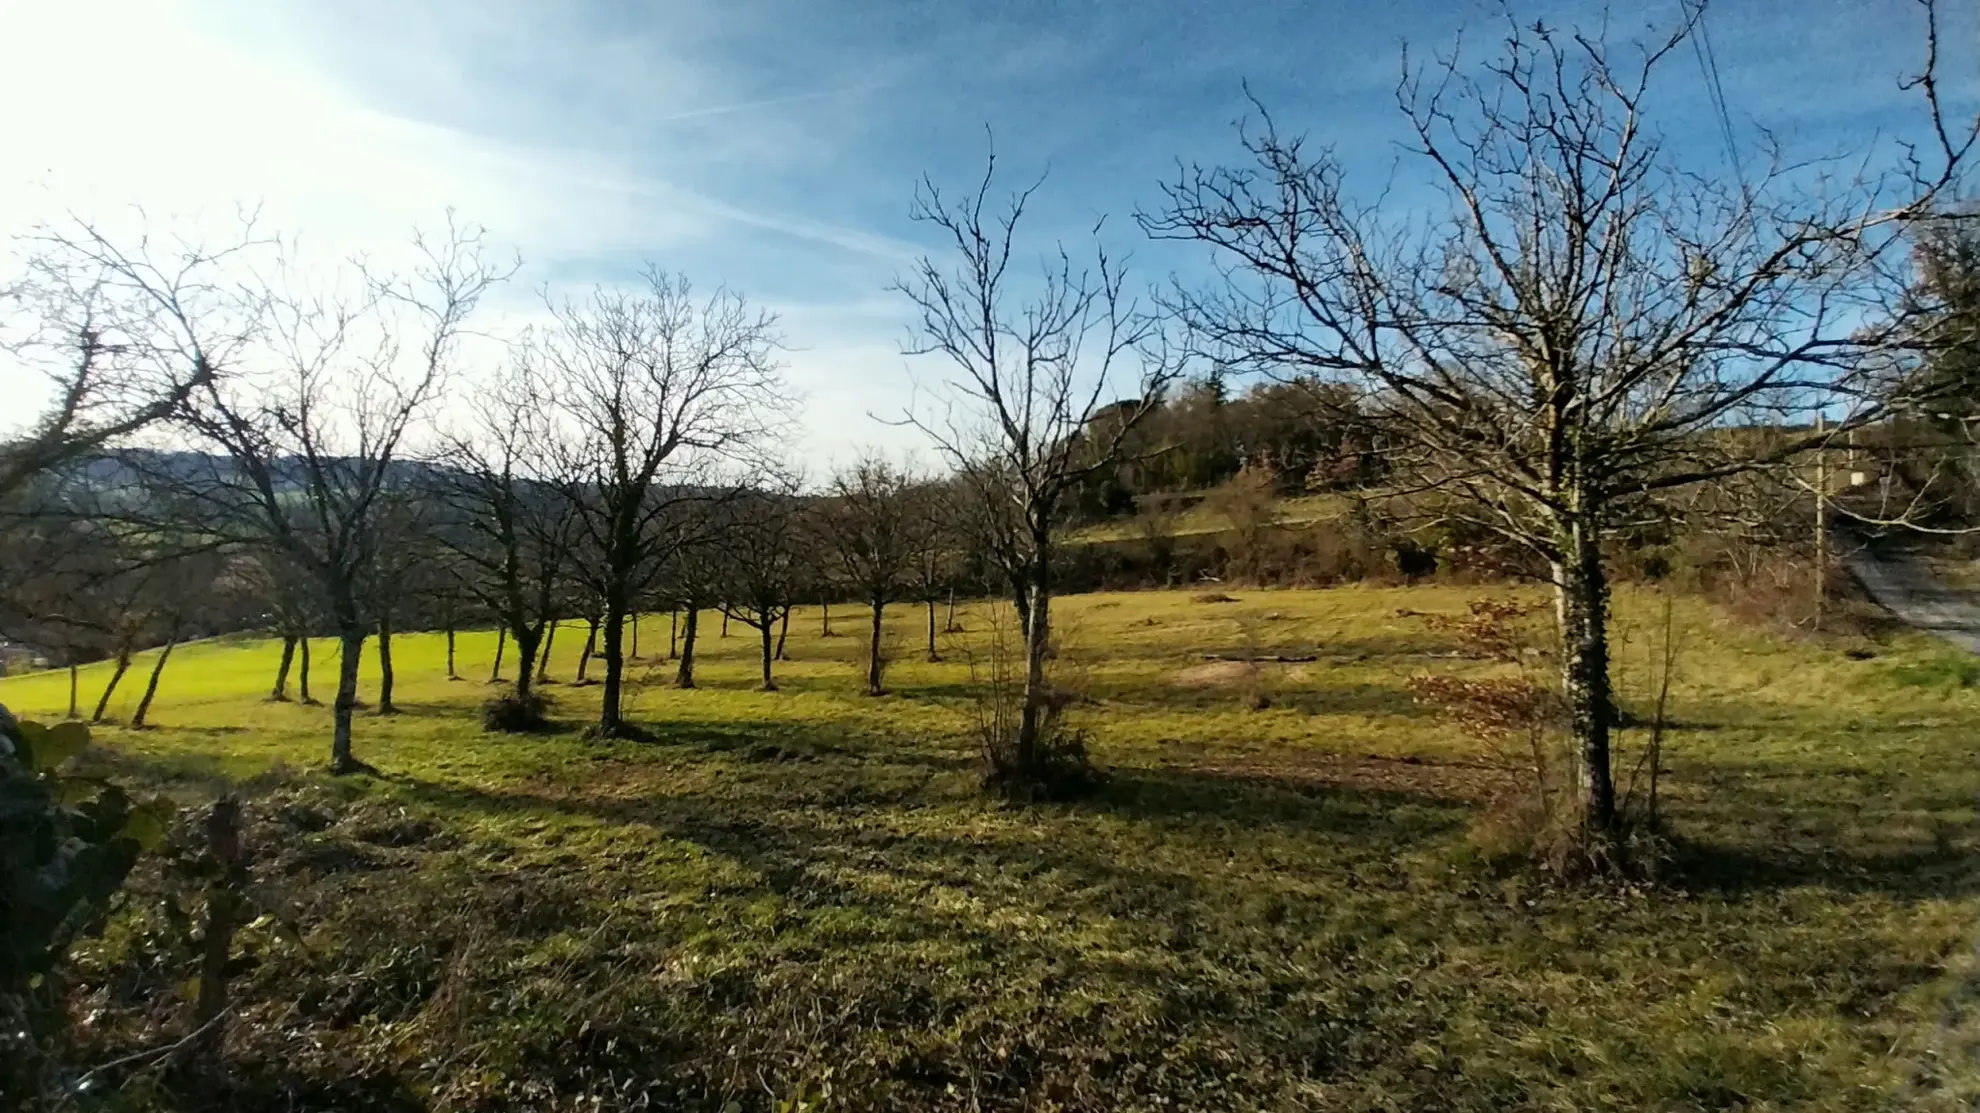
[0, 0, 1970, 467]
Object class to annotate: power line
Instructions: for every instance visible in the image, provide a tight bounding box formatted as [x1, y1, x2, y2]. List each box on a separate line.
[1682, 0, 1747, 200]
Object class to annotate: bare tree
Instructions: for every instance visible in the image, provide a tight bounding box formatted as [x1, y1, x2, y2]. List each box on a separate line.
[821, 456, 930, 695]
[906, 480, 961, 661]
[1142, 2, 1974, 835]
[543, 269, 785, 737]
[130, 220, 509, 772]
[0, 218, 262, 502]
[128, 549, 245, 729]
[666, 514, 728, 691]
[718, 482, 806, 692]
[364, 477, 434, 715]
[432, 357, 578, 723]
[898, 147, 1182, 790]
[248, 550, 322, 703]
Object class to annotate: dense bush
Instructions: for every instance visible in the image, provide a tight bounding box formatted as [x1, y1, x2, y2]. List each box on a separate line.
[1, 712, 173, 1110]
[479, 692, 552, 734]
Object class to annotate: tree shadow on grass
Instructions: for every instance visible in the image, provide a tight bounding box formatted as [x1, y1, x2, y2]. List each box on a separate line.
[1665, 836, 1980, 901]
[80, 731, 1980, 1111]
[1092, 765, 1474, 842]
[617, 715, 976, 773]
[93, 711, 1980, 907]
[895, 677, 1440, 720]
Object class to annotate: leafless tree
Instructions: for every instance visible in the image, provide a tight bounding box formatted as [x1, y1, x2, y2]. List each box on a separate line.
[0, 218, 263, 503]
[898, 147, 1183, 790]
[717, 480, 806, 692]
[667, 523, 727, 691]
[432, 357, 579, 721]
[248, 549, 323, 703]
[1142, 1, 1975, 835]
[541, 269, 785, 737]
[128, 549, 246, 728]
[905, 479, 962, 661]
[363, 477, 434, 716]
[127, 219, 509, 772]
[820, 456, 932, 695]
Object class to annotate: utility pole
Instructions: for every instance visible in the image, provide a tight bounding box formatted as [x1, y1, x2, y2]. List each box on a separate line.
[1814, 413, 1828, 630]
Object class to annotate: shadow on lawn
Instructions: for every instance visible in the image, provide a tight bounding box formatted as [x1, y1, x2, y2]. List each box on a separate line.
[1093, 766, 1473, 838]
[91, 711, 1980, 904]
[1666, 837, 1980, 900]
[889, 677, 1438, 719]
[373, 772, 1250, 961]
[389, 744, 1980, 904]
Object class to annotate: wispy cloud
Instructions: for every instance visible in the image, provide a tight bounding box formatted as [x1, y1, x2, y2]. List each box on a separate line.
[4, 0, 1961, 459]
[649, 79, 897, 127]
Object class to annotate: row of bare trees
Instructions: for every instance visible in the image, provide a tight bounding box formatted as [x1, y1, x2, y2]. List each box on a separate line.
[0, 229, 1013, 764]
[4, 0, 1975, 837]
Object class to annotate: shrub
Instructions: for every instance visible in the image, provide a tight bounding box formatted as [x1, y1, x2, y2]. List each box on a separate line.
[963, 606, 1102, 802]
[479, 691, 551, 734]
[1, 713, 173, 1109]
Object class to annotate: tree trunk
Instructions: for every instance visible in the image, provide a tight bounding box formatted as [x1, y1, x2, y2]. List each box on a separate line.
[775, 606, 791, 660]
[1015, 549, 1053, 774]
[489, 626, 506, 683]
[512, 625, 542, 703]
[1011, 576, 1032, 643]
[298, 636, 314, 704]
[66, 663, 78, 719]
[376, 615, 398, 715]
[576, 616, 599, 682]
[271, 635, 297, 701]
[537, 618, 558, 684]
[866, 598, 886, 696]
[675, 607, 699, 689]
[760, 620, 776, 691]
[598, 598, 627, 735]
[669, 609, 679, 660]
[129, 628, 180, 728]
[91, 645, 133, 723]
[721, 609, 730, 638]
[1553, 519, 1617, 833]
[631, 611, 640, 659]
[445, 623, 459, 680]
[821, 600, 832, 637]
[946, 587, 958, 633]
[330, 626, 366, 774]
[926, 597, 940, 661]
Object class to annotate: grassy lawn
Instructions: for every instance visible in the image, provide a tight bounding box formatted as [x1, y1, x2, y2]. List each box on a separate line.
[8, 585, 1980, 1111]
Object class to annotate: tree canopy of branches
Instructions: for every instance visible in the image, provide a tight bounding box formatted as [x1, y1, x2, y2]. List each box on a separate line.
[820, 456, 933, 695]
[716, 483, 806, 692]
[899, 147, 1183, 792]
[541, 269, 785, 738]
[1143, 1, 1976, 836]
[432, 358, 578, 722]
[121, 221, 509, 772]
[0, 220, 264, 503]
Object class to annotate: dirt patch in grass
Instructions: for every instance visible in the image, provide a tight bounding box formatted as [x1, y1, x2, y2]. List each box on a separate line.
[1171, 660, 1258, 687]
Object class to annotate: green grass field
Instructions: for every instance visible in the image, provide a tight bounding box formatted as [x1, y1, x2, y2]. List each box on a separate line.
[9, 585, 1980, 1111]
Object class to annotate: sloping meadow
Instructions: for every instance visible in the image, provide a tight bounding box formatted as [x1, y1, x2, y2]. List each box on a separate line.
[8, 585, 1980, 1110]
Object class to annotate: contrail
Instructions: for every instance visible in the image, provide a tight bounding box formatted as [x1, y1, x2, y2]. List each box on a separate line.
[651, 80, 890, 125]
